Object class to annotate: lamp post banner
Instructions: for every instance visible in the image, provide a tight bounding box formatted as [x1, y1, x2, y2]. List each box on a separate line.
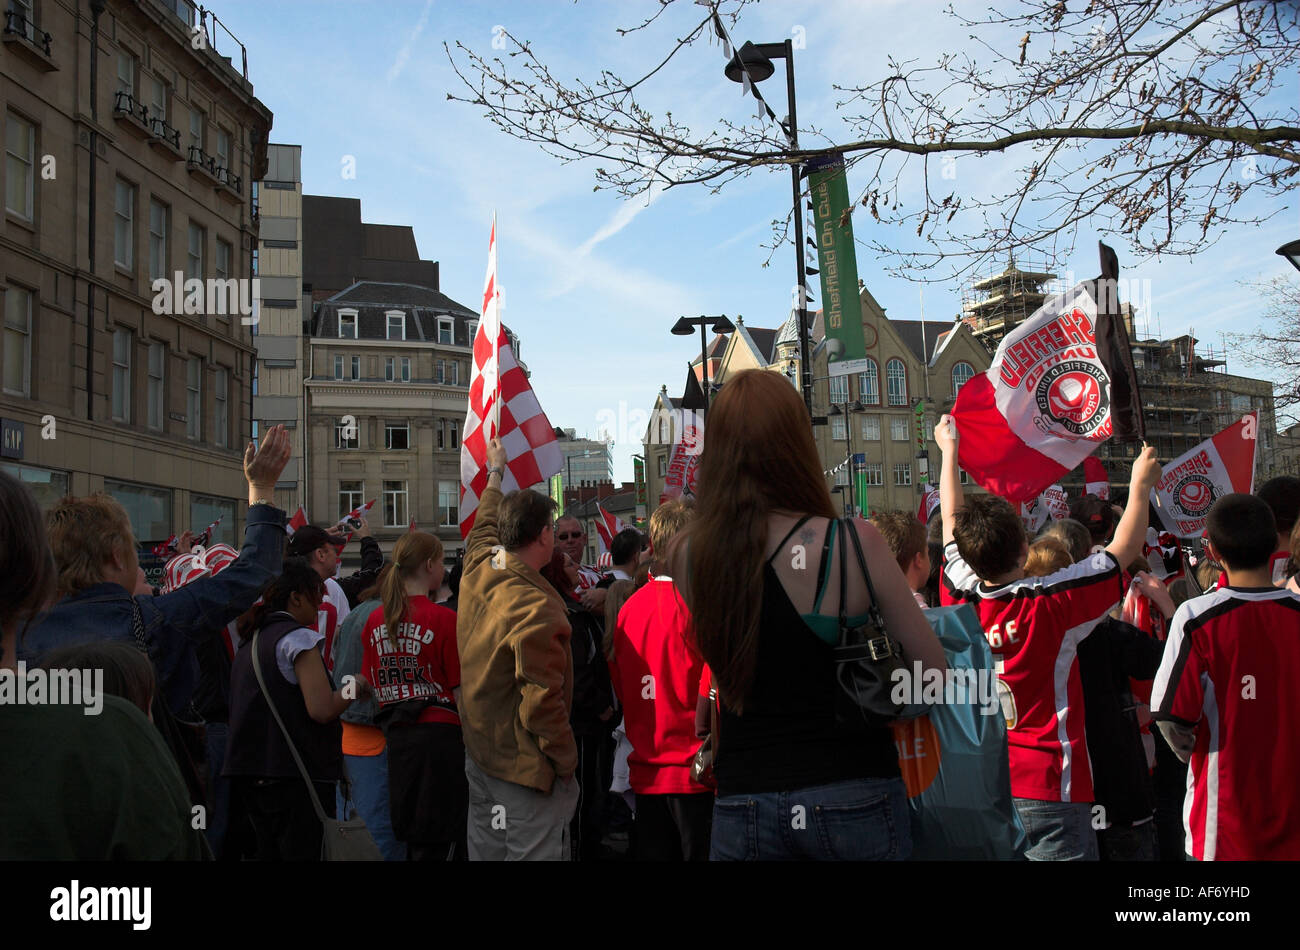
[852, 452, 869, 518]
[807, 152, 867, 376]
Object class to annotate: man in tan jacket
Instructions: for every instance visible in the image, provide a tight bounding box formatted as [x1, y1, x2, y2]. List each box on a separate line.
[458, 438, 579, 860]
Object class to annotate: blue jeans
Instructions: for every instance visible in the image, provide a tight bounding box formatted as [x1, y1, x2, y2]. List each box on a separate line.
[710, 777, 911, 861]
[1013, 798, 1099, 861]
[336, 750, 407, 861]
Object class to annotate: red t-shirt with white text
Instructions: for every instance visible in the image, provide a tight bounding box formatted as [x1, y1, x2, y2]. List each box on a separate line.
[360, 595, 460, 726]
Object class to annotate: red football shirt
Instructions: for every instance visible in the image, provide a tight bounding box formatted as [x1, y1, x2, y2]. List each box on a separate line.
[1151, 586, 1300, 860]
[360, 595, 460, 726]
[608, 578, 709, 795]
[943, 542, 1124, 802]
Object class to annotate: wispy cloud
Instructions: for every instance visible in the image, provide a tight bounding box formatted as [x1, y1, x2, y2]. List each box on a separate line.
[575, 182, 668, 258]
[387, 0, 435, 82]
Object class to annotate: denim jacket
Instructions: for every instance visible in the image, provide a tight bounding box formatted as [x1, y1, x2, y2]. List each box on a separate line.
[20, 504, 287, 716]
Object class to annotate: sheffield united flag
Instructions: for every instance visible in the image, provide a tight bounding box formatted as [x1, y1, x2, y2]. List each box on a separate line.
[1151, 412, 1258, 538]
[952, 242, 1143, 503]
[661, 417, 702, 503]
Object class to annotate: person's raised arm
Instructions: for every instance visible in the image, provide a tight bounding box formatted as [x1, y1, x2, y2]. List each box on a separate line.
[934, 414, 962, 546]
[244, 424, 292, 508]
[1107, 446, 1162, 569]
[464, 438, 508, 573]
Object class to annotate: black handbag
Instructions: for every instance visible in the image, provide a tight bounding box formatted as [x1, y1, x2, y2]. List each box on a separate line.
[831, 518, 909, 728]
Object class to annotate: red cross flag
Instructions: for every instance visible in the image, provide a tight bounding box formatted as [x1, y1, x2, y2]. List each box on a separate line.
[460, 218, 562, 537]
[333, 499, 374, 530]
[952, 242, 1143, 503]
[1151, 412, 1258, 538]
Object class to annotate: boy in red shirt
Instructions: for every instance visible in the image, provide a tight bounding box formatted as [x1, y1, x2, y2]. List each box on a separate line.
[935, 415, 1163, 860]
[1152, 493, 1300, 860]
[608, 501, 711, 860]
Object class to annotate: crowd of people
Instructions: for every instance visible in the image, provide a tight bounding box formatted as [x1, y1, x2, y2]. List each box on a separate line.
[2, 370, 1299, 861]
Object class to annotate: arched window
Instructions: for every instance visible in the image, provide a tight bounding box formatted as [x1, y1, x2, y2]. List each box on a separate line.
[952, 361, 975, 397]
[858, 359, 880, 406]
[886, 358, 908, 406]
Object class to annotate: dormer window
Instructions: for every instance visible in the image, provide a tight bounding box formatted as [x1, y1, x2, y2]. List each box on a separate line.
[437, 317, 454, 345]
[338, 309, 358, 339]
[386, 310, 405, 341]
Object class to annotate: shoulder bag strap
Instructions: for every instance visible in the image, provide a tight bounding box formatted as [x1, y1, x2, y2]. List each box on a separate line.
[837, 518, 849, 640]
[813, 519, 838, 614]
[250, 629, 329, 824]
[844, 517, 889, 634]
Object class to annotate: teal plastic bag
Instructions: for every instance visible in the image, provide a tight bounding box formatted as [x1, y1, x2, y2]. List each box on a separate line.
[892, 604, 1027, 860]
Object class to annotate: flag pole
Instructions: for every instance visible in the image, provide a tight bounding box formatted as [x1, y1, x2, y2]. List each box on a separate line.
[491, 213, 501, 441]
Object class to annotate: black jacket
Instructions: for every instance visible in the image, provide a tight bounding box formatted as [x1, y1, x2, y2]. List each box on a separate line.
[563, 596, 615, 737]
[337, 536, 384, 608]
[1077, 617, 1165, 825]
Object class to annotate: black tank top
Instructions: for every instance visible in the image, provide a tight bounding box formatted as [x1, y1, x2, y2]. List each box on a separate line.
[714, 561, 900, 797]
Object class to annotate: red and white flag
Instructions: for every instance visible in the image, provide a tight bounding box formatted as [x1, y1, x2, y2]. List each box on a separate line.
[408, 517, 417, 533]
[917, 483, 940, 523]
[334, 499, 374, 529]
[195, 515, 223, 546]
[1151, 412, 1258, 538]
[459, 218, 562, 538]
[952, 242, 1142, 503]
[1021, 483, 1071, 535]
[287, 507, 308, 535]
[152, 534, 177, 557]
[593, 504, 629, 559]
[662, 417, 702, 502]
[1083, 456, 1110, 500]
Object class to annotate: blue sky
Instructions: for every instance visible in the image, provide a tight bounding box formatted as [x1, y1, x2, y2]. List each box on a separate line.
[214, 0, 1299, 482]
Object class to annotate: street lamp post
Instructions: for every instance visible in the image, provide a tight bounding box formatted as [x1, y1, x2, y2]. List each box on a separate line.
[829, 399, 864, 516]
[725, 40, 813, 416]
[1277, 240, 1300, 273]
[671, 314, 736, 412]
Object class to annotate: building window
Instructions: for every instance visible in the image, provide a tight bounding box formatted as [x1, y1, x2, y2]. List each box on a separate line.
[439, 481, 458, 526]
[186, 357, 202, 440]
[338, 310, 357, 339]
[385, 422, 409, 450]
[449, 361, 459, 386]
[213, 367, 228, 448]
[332, 355, 344, 380]
[886, 359, 908, 406]
[861, 415, 880, 441]
[2, 286, 32, 396]
[147, 342, 165, 430]
[467, 320, 478, 342]
[383, 480, 408, 527]
[435, 359, 445, 384]
[0, 462, 70, 511]
[437, 317, 454, 345]
[215, 127, 231, 172]
[104, 479, 171, 542]
[829, 374, 848, 404]
[890, 417, 909, 441]
[350, 355, 360, 380]
[386, 311, 405, 341]
[148, 74, 167, 123]
[864, 463, 883, 486]
[148, 199, 168, 283]
[436, 419, 445, 450]
[658, 455, 667, 477]
[449, 420, 459, 449]
[114, 179, 135, 269]
[111, 329, 132, 422]
[116, 50, 136, 98]
[400, 357, 410, 382]
[893, 462, 912, 486]
[187, 223, 204, 281]
[335, 420, 358, 449]
[858, 360, 880, 406]
[952, 361, 975, 396]
[5, 113, 35, 219]
[385, 356, 395, 382]
[831, 416, 847, 441]
[959, 469, 970, 485]
[215, 238, 232, 281]
[1230, 393, 1251, 413]
[190, 495, 235, 547]
[188, 105, 203, 150]
[338, 481, 363, 520]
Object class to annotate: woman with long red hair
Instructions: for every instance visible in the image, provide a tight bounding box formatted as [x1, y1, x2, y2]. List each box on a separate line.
[670, 368, 946, 860]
